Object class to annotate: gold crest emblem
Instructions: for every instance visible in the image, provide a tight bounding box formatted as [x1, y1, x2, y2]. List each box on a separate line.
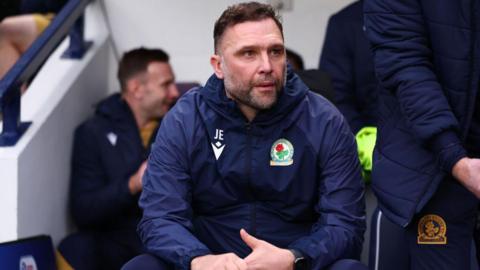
[417, 214, 447, 245]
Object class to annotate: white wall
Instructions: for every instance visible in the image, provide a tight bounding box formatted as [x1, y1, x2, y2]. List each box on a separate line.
[0, 157, 18, 242]
[0, 1, 115, 244]
[102, 0, 356, 84]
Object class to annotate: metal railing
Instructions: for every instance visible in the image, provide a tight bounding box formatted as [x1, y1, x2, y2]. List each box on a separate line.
[0, 0, 93, 146]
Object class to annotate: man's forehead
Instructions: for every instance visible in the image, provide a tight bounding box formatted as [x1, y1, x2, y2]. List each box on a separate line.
[220, 18, 284, 51]
[147, 61, 171, 71]
[146, 61, 174, 81]
[147, 61, 172, 74]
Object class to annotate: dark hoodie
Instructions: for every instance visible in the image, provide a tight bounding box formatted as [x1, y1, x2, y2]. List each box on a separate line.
[70, 93, 157, 231]
[138, 69, 366, 270]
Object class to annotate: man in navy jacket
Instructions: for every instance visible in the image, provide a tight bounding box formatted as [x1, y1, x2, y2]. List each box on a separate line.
[123, 2, 366, 270]
[320, 0, 378, 182]
[319, 0, 376, 135]
[364, 0, 480, 269]
[58, 47, 179, 270]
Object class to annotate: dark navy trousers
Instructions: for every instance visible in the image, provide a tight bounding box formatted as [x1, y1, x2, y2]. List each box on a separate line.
[369, 177, 479, 270]
[58, 230, 144, 270]
[122, 254, 368, 270]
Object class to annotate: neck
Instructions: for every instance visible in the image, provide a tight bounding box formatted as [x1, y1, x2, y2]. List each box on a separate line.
[237, 103, 257, 122]
[224, 88, 258, 122]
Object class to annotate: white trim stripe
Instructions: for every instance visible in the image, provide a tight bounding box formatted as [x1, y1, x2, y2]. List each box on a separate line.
[375, 210, 382, 270]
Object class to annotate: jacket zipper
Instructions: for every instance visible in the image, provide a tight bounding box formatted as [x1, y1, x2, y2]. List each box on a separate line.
[245, 122, 257, 236]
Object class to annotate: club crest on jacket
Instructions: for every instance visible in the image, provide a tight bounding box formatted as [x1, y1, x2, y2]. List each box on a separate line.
[270, 138, 294, 166]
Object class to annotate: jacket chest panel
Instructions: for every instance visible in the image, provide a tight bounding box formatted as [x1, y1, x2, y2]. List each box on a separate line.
[190, 124, 319, 211]
[99, 128, 145, 183]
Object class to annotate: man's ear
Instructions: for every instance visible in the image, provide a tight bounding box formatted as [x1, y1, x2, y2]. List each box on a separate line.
[126, 77, 143, 99]
[210, 54, 224, 79]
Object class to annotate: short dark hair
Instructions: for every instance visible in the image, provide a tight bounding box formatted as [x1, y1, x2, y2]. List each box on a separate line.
[213, 2, 283, 53]
[117, 47, 169, 92]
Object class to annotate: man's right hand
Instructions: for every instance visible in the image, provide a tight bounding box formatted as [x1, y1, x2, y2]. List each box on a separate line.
[191, 253, 247, 270]
[128, 161, 147, 195]
[452, 157, 480, 198]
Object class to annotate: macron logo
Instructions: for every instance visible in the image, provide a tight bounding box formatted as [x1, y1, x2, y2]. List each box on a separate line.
[211, 141, 225, 160]
[212, 129, 225, 160]
[106, 132, 117, 146]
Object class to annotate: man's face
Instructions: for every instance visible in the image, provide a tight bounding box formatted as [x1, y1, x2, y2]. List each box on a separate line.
[139, 61, 178, 118]
[212, 18, 286, 112]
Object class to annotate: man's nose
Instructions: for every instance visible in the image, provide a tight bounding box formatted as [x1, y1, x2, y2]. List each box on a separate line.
[168, 84, 179, 100]
[259, 52, 273, 74]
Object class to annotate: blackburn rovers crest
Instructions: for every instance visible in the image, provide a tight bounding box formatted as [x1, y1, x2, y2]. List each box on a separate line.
[270, 139, 294, 166]
[417, 214, 447, 244]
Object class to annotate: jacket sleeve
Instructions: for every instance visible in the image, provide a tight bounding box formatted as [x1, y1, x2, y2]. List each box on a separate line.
[138, 111, 211, 270]
[320, 14, 363, 134]
[70, 124, 137, 228]
[289, 115, 366, 269]
[363, 0, 467, 172]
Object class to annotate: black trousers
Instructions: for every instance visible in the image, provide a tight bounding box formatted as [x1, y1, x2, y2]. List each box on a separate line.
[58, 230, 144, 270]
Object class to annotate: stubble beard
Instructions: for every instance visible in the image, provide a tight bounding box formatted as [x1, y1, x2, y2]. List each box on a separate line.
[223, 66, 286, 111]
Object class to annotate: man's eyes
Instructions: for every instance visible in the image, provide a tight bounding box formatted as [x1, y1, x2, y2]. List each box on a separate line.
[270, 48, 284, 56]
[238, 48, 284, 58]
[242, 50, 255, 57]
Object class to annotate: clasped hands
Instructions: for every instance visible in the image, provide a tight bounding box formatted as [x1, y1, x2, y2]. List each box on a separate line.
[191, 229, 295, 270]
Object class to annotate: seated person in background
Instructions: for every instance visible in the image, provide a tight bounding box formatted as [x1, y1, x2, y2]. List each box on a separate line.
[58, 47, 179, 270]
[123, 2, 366, 270]
[286, 48, 335, 103]
[0, 0, 67, 80]
[285, 48, 304, 71]
[319, 0, 377, 180]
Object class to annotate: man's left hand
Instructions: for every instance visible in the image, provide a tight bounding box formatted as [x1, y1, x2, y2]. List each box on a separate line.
[240, 229, 295, 270]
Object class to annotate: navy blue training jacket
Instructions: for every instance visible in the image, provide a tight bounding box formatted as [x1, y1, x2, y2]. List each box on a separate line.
[320, 0, 377, 134]
[70, 94, 156, 232]
[138, 69, 366, 270]
[364, 0, 480, 227]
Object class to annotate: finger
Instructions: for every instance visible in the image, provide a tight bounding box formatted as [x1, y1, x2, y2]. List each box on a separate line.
[240, 229, 260, 249]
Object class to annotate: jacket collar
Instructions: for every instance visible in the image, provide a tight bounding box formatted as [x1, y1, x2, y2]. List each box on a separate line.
[200, 65, 308, 126]
[95, 93, 139, 130]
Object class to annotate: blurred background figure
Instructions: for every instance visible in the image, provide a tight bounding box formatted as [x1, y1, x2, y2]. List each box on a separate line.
[319, 0, 377, 181]
[0, 0, 67, 80]
[319, 0, 377, 134]
[58, 47, 179, 270]
[286, 47, 335, 102]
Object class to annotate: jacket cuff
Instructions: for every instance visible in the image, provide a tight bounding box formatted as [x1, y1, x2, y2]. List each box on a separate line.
[288, 241, 315, 268]
[181, 249, 211, 270]
[430, 130, 467, 173]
